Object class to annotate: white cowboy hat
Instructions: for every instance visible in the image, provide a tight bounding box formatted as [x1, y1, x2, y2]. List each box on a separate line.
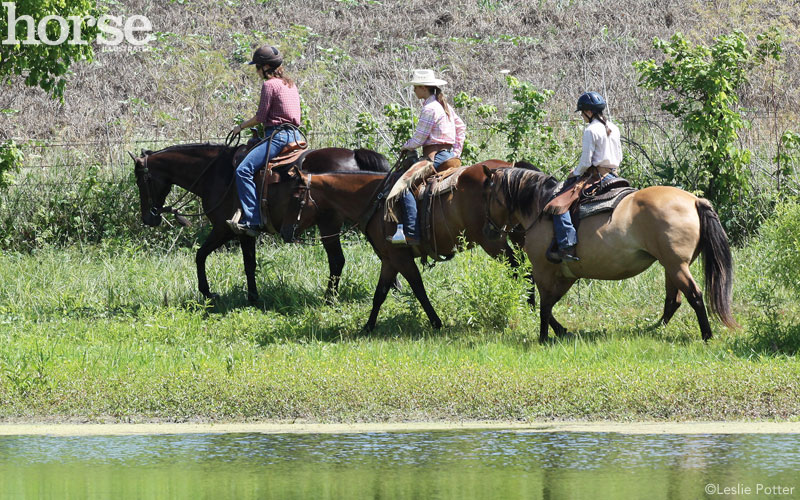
[407, 69, 447, 87]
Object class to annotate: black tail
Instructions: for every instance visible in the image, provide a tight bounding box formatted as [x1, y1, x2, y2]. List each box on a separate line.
[697, 199, 739, 329]
[354, 149, 390, 172]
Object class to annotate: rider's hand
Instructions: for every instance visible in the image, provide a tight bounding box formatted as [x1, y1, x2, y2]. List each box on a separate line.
[231, 124, 242, 135]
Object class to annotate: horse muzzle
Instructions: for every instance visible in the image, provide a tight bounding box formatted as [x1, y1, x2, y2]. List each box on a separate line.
[280, 223, 298, 243]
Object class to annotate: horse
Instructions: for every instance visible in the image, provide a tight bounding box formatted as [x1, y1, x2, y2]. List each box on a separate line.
[482, 166, 739, 343]
[280, 161, 523, 330]
[131, 143, 390, 303]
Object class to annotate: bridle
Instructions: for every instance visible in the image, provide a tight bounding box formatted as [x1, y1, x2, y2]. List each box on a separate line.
[285, 171, 317, 240]
[134, 148, 235, 225]
[483, 172, 517, 236]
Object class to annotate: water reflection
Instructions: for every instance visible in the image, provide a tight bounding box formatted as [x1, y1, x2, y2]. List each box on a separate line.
[0, 431, 797, 499]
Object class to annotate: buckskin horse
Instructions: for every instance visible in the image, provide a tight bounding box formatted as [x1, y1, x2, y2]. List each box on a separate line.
[131, 143, 389, 303]
[483, 166, 738, 343]
[280, 161, 522, 330]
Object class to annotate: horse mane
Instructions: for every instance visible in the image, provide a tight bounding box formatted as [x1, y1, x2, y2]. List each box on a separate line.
[353, 148, 390, 172]
[497, 167, 559, 217]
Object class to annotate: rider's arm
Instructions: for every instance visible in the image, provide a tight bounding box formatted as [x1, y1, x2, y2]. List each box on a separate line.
[402, 107, 435, 151]
[452, 111, 466, 157]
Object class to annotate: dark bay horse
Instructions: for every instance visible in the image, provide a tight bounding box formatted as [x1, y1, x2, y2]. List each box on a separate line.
[280, 161, 522, 330]
[131, 144, 389, 302]
[483, 166, 739, 343]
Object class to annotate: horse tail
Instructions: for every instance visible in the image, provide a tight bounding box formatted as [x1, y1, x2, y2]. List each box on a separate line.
[353, 149, 390, 172]
[697, 199, 739, 329]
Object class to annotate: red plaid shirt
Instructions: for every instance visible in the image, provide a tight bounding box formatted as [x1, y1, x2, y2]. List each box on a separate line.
[255, 78, 301, 127]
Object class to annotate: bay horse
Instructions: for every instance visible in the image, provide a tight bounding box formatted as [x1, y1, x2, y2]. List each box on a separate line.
[482, 166, 739, 343]
[280, 161, 522, 330]
[131, 144, 389, 303]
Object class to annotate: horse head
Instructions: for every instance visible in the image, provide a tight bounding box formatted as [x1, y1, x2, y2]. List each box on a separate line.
[280, 166, 316, 243]
[130, 150, 172, 227]
[482, 164, 518, 238]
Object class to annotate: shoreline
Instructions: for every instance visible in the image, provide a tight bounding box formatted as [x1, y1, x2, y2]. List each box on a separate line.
[2, 420, 800, 436]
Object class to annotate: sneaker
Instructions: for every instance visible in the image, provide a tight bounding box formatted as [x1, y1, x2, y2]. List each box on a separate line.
[389, 224, 407, 245]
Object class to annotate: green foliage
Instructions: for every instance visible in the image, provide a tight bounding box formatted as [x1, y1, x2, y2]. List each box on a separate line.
[498, 76, 559, 164]
[633, 30, 783, 229]
[756, 200, 800, 296]
[775, 130, 800, 180]
[0, 140, 22, 191]
[382, 103, 415, 155]
[0, 0, 101, 98]
[352, 111, 380, 150]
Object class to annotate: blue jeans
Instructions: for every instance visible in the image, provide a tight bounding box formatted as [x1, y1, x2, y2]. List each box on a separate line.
[235, 127, 300, 227]
[400, 150, 455, 239]
[552, 172, 616, 249]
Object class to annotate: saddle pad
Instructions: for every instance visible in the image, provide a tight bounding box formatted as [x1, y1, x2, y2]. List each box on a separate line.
[427, 166, 466, 197]
[577, 187, 636, 219]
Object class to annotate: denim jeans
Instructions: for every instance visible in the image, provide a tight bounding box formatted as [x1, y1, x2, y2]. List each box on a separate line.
[552, 172, 616, 249]
[400, 150, 455, 239]
[235, 127, 300, 227]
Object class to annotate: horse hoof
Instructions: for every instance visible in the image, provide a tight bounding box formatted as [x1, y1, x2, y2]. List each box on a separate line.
[247, 294, 259, 305]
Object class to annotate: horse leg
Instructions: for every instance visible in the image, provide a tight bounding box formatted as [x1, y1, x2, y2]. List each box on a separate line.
[665, 263, 713, 341]
[364, 261, 399, 331]
[318, 219, 345, 302]
[240, 234, 259, 304]
[536, 278, 576, 343]
[657, 271, 682, 327]
[196, 226, 234, 300]
[392, 253, 442, 329]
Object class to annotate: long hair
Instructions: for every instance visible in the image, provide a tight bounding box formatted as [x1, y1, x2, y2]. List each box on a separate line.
[428, 86, 451, 119]
[262, 65, 295, 88]
[592, 111, 612, 136]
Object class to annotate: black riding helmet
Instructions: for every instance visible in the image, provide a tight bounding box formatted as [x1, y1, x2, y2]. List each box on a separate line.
[248, 45, 283, 69]
[575, 91, 606, 114]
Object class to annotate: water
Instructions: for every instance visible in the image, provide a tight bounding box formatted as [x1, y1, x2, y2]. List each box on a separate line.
[0, 431, 798, 499]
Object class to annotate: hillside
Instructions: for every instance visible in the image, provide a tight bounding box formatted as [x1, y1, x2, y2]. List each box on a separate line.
[2, 0, 798, 144]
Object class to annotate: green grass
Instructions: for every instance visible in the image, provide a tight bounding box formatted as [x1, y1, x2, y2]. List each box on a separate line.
[0, 237, 798, 423]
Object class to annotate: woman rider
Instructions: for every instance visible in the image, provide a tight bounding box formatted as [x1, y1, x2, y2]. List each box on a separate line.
[549, 91, 622, 262]
[392, 69, 466, 245]
[227, 45, 302, 237]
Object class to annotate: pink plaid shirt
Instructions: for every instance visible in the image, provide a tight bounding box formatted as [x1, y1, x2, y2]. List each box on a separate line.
[403, 95, 466, 157]
[255, 78, 301, 127]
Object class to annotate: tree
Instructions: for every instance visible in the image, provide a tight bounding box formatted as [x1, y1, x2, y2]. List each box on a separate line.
[1, 0, 100, 98]
[633, 30, 782, 209]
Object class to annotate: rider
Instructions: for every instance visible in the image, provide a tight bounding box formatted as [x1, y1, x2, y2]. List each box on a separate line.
[227, 45, 302, 237]
[550, 91, 622, 262]
[393, 69, 466, 245]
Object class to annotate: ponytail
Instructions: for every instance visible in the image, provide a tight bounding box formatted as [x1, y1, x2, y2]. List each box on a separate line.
[429, 86, 451, 120]
[593, 112, 612, 136]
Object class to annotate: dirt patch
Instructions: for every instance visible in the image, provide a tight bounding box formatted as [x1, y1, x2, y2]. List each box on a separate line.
[2, 420, 800, 436]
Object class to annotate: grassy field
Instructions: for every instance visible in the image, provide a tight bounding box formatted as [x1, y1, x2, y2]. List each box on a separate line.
[1, 236, 798, 423]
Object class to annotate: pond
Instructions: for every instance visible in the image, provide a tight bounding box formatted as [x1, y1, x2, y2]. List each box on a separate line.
[0, 430, 797, 499]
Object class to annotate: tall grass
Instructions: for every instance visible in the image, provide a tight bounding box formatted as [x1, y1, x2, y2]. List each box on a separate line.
[0, 235, 798, 422]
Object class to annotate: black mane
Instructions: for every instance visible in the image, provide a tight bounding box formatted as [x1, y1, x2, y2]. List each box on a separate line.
[353, 148, 390, 172]
[497, 167, 559, 217]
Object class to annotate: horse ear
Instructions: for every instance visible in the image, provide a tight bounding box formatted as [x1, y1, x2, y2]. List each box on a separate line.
[128, 151, 138, 162]
[482, 164, 493, 179]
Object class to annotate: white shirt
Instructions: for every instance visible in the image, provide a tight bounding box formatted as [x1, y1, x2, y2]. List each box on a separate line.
[573, 118, 622, 176]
